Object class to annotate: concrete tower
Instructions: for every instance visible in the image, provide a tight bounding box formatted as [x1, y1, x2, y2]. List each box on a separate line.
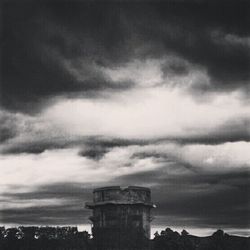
[86, 186, 155, 250]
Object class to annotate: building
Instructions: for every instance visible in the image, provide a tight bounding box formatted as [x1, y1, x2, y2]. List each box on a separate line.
[86, 186, 155, 250]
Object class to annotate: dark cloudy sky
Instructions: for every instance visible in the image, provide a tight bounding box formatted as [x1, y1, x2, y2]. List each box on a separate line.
[1, 0, 250, 236]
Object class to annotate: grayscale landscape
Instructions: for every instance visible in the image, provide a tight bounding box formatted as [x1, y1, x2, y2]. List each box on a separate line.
[0, 1, 249, 249]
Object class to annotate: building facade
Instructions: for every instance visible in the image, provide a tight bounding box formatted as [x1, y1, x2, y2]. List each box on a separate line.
[86, 186, 155, 250]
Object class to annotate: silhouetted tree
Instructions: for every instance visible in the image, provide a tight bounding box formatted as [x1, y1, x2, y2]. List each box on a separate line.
[5, 227, 18, 240]
[181, 229, 189, 236]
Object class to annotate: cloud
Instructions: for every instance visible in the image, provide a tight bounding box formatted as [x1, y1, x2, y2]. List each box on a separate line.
[42, 88, 250, 140]
[1, 1, 250, 112]
[78, 146, 109, 160]
[1, 159, 249, 228]
[1, 88, 249, 155]
[212, 30, 250, 48]
[1, 136, 249, 230]
[0, 205, 91, 226]
[103, 59, 164, 88]
[115, 167, 250, 229]
[1, 2, 134, 113]
[0, 111, 19, 143]
[0, 109, 77, 154]
[0, 108, 149, 155]
[154, 179, 249, 229]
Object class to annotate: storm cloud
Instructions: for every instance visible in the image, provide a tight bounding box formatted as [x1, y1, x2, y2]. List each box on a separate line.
[1, 1, 250, 112]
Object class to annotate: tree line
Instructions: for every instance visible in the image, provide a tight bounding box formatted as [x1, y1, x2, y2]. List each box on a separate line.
[0, 226, 249, 250]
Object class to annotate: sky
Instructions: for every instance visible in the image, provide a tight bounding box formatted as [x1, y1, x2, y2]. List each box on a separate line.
[0, 0, 250, 237]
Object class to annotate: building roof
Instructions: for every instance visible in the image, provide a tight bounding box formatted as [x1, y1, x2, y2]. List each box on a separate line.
[86, 186, 156, 209]
[85, 200, 156, 208]
[93, 186, 151, 192]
